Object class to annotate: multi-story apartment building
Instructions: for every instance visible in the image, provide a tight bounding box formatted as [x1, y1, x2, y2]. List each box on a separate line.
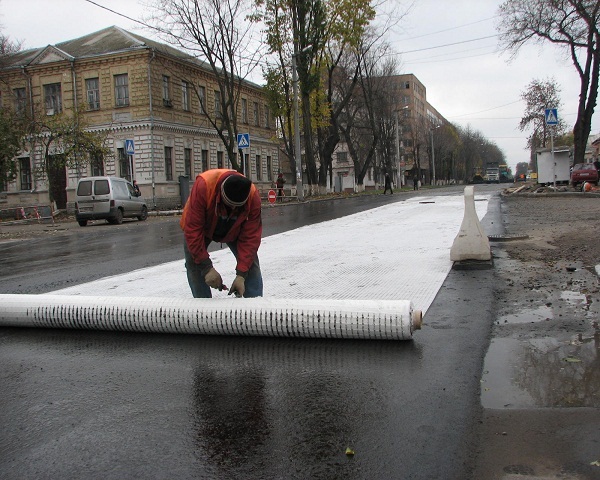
[330, 73, 447, 191]
[393, 74, 446, 186]
[0, 26, 279, 211]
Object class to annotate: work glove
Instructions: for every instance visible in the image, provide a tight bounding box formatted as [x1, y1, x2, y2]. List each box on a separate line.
[229, 275, 245, 297]
[204, 267, 224, 290]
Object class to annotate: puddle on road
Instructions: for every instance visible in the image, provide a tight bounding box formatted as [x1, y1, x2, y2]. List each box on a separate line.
[498, 290, 591, 325]
[561, 290, 588, 305]
[481, 334, 600, 409]
[498, 305, 553, 324]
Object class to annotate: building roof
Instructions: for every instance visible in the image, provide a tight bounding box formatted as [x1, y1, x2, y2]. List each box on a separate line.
[1, 25, 205, 71]
[1, 26, 266, 89]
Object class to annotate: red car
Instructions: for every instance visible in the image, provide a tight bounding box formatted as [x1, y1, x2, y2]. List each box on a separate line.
[570, 163, 599, 188]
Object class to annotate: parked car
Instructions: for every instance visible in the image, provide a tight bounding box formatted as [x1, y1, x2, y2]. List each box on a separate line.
[570, 163, 599, 188]
[75, 176, 148, 226]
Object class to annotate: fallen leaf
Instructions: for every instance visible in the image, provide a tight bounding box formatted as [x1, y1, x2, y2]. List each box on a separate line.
[345, 447, 355, 456]
[564, 357, 582, 363]
[591, 460, 600, 467]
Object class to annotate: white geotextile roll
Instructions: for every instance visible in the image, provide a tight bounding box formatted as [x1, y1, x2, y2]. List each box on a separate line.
[0, 295, 422, 341]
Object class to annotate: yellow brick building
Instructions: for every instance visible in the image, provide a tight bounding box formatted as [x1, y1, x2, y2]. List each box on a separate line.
[0, 26, 280, 211]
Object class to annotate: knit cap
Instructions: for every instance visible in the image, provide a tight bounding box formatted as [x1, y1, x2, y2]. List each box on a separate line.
[221, 174, 252, 207]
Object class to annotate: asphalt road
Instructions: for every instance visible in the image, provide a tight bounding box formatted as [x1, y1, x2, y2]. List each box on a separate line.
[0, 185, 503, 479]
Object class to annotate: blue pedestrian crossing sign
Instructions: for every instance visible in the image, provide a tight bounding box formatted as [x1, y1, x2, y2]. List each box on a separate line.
[125, 139, 135, 155]
[545, 109, 558, 125]
[237, 133, 250, 149]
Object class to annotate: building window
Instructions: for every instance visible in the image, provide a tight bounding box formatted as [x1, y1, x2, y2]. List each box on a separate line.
[182, 81, 190, 111]
[184, 148, 192, 177]
[86, 78, 100, 110]
[117, 148, 131, 182]
[44, 83, 62, 115]
[198, 86, 206, 113]
[267, 156, 272, 181]
[264, 105, 270, 128]
[163, 75, 170, 100]
[217, 151, 224, 169]
[337, 151, 348, 163]
[19, 157, 32, 190]
[201, 149, 209, 171]
[255, 155, 261, 180]
[242, 98, 248, 123]
[114, 74, 129, 107]
[253, 102, 259, 126]
[13, 87, 26, 114]
[214, 91, 222, 118]
[91, 153, 104, 176]
[165, 147, 173, 181]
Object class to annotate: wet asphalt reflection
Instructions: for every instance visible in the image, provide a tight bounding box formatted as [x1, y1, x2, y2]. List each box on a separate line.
[0, 185, 501, 479]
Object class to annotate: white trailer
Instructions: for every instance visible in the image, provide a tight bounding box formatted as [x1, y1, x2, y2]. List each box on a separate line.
[536, 147, 571, 185]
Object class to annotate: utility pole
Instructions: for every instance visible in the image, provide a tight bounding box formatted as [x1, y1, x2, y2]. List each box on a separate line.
[291, 48, 310, 202]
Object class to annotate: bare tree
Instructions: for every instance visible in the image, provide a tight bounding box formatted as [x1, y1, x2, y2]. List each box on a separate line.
[519, 77, 568, 165]
[497, 0, 600, 164]
[338, 41, 398, 190]
[147, 0, 264, 171]
[28, 105, 112, 208]
[256, 0, 377, 194]
[0, 108, 24, 184]
[0, 26, 24, 184]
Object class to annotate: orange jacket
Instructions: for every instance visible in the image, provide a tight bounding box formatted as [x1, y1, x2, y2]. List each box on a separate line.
[181, 169, 262, 274]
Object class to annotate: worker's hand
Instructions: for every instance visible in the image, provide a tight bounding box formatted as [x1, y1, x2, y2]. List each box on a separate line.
[229, 275, 245, 297]
[204, 267, 223, 289]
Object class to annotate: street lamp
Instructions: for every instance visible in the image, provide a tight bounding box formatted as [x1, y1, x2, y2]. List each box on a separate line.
[292, 46, 311, 202]
[430, 124, 441, 185]
[395, 111, 401, 188]
[395, 106, 409, 188]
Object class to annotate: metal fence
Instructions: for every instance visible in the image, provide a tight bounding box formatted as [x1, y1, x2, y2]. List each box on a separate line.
[0, 205, 54, 225]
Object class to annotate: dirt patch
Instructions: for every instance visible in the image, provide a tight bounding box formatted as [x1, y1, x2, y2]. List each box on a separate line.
[495, 194, 600, 342]
[474, 193, 600, 480]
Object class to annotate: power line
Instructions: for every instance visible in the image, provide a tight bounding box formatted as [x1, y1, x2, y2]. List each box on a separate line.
[396, 16, 499, 42]
[84, 0, 148, 27]
[449, 100, 523, 118]
[398, 34, 499, 55]
[404, 47, 499, 65]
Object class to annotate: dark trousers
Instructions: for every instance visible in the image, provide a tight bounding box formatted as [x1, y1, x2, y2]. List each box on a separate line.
[184, 240, 263, 298]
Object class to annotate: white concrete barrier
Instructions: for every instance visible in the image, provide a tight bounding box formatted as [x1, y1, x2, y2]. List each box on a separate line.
[450, 186, 491, 262]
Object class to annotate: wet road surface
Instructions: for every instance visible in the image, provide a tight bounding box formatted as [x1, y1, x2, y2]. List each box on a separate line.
[0, 186, 501, 479]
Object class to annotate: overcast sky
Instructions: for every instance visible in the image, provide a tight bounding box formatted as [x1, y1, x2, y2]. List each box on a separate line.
[2, 0, 598, 173]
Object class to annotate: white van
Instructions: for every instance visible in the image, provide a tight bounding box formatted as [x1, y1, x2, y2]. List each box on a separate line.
[75, 176, 148, 227]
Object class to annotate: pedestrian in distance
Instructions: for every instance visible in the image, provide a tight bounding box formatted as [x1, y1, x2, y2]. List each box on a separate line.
[412, 171, 419, 191]
[180, 169, 263, 298]
[275, 172, 286, 202]
[132, 179, 141, 197]
[383, 173, 393, 194]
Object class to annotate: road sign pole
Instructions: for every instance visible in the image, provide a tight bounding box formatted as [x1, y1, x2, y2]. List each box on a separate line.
[551, 129, 556, 189]
[292, 54, 304, 202]
[545, 108, 558, 190]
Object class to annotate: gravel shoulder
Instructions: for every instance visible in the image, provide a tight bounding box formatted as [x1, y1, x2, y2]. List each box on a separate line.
[474, 193, 600, 480]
